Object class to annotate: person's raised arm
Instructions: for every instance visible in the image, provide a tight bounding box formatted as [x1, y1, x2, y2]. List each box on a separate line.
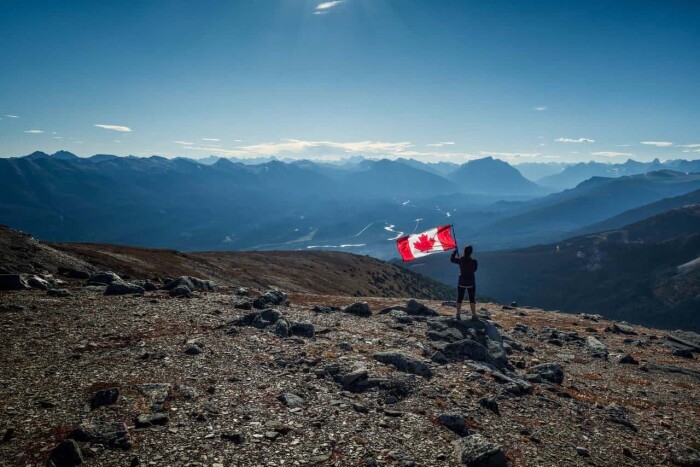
[450, 249, 459, 264]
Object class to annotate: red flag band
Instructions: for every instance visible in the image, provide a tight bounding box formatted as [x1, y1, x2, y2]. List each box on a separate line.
[396, 224, 457, 261]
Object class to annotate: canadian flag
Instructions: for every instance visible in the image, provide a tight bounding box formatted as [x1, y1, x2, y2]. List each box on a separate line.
[396, 225, 457, 261]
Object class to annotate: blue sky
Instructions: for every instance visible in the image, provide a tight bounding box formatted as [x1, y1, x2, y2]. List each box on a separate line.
[1, 0, 699, 163]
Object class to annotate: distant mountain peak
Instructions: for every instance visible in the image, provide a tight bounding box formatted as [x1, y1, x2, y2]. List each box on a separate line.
[51, 150, 79, 160]
[25, 151, 50, 159]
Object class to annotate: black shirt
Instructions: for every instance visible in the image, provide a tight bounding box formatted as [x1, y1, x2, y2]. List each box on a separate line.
[450, 251, 478, 287]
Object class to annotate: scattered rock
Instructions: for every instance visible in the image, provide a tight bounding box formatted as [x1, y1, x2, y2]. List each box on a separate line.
[163, 276, 218, 292]
[290, 321, 315, 338]
[253, 289, 288, 308]
[71, 421, 131, 450]
[438, 412, 469, 436]
[221, 432, 244, 444]
[618, 354, 638, 365]
[46, 439, 84, 467]
[185, 344, 203, 355]
[344, 302, 372, 317]
[372, 352, 432, 378]
[104, 280, 145, 296]
[478, 397, 499, 415]
[234, 300, 252, 310]
[27, 275, 51, 290]
[169, 285, 192, 298]
[278, 392, 304, 408]
[88, 271, 122, 285]
[91, 387, 120, 410]
[135, 413, 169, 428]
[586, 336, 608, 358]
[405, 299, 440, 316]
[47, 288, 71, 297]
[612, 323, 637, 335]
[57, 267, 90, 279]
[453, 434, 507, 466]
[313, 305, 337, 313]
[576, 447, 591, 457]
[234, 287, 249, 296]
[339, 342, 353, 351]
[530, 363, 564, 384]
[669, 443, 700, 466]
[673, 348, 694, 359]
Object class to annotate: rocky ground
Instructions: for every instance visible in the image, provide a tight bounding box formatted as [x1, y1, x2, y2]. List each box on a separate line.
[1, 278, 700, 467]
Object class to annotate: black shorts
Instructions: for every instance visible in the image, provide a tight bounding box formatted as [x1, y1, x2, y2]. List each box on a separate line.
[457, 285, 475, 304]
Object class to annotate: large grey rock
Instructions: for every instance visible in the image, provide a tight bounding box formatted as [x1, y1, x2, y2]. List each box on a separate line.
[27, 275, 51, 290]
[453, 434, 507, 466]
[344, 302, 372, 317]
[135, 413, 169, 428]
[405, 299, 440, 316]
[442, 339, 507, 370]
[104, 280, 145, 296]
[88, 271, 122, 285]
[290, 321, 315, 338]
[0, 274, 30, 290]
[271, 319, 291, 337]
[91, 388, 119, 410]
[586, 336, 608, 358]
[253, 289, 288, 309]
[531, 363, 564, 384]
[612, 323, 637, 335]
[169, 285, 192, 298]
[372, 352, 432, 378]
[438, 412, 468, 436]
[163, 276, 218, 292]
[57, 267, 91, 279]
[670, 443, 700, 467]
[70, 421, 131, 450]
[277, 392, 304, 408]
[46, 439, 83, 467]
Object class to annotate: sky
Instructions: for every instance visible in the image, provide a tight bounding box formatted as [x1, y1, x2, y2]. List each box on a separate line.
[1, 0, 699, 164]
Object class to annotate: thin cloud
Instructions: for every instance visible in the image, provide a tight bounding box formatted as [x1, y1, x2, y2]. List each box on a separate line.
[202, 138, 220, 142]
[479, 151, 542, 158]
[640, 141, 672, 147]
[533, 106, 547, 111]
[24, 129, 43, 134]
[174, 141, 194, 145]
[678, 143, 700, 148]
[616, 144, 631, 147]
[426, 142, 455, 147]
[555, 137, 595, 143]
[316, 1, 343, 10]
[591, 151, 634, 157]
[4, 115, 19, 118]
[53, 136, 64, 139]
[95, 124, 132, 132]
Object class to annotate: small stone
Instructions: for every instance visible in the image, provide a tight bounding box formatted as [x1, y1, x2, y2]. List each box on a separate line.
[438, 412, 468, 436]
[618, 354, 638, 365]
[353, 403, 369, 413]
[264, 431, 280, 440]
[135, 413, 169, 428]
[478, 397, 499, 415]
[221, 432, 244, 444]
[576, 447, 590, 457]
[339, 342, 353, 351]
[278, 392, 304, 408]
[47, 439, 84, 467]
[344, 302, 372, 317]
[185, 345, 202, 355]
[91, 387, 120, 409]
[383, 409, 403, 417]
[453, 434, 506, 466]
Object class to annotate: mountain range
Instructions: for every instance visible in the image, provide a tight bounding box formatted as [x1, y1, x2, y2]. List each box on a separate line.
[2, 151, 700, 259]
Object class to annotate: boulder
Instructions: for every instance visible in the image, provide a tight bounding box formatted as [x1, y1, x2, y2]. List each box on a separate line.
[612, 323, 637, 335]
[135, 413, 169, 428]
[405, 299, 440, 316]
[27, 275, 51, 290]
[586, 336, 608, 358]
[277, 392, 304, 408]
[57, 267, 90, 279]
[438, 412, 469, 436]
[70, 421, 131, 450]
[290, 321, 315, 338]
[0, 274, 30, 290]
[271, 319, 291, 337]
[442, 339, 505, 370]
[343, 302, 372, 317]
[46, 439, 83, 467]
[88, 271, 122, 285]
[618, 354, 638, 365]
[169, 285, 192, 298]
[372, 352, 432, 378]
[531, 363, 564, 384]
[91, 387, 120, 410]
[453, 434, 507, 466]
[163, 276, 218, 292]
[104, 280, 145, 296]
[252, 289, 288, 309]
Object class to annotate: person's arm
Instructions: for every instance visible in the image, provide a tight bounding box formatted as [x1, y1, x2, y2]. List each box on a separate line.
[450, 250, 459, 264]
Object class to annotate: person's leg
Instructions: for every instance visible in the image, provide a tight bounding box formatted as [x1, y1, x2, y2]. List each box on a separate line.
[468, 287, 476, 319]
[456, 286, 465, 319]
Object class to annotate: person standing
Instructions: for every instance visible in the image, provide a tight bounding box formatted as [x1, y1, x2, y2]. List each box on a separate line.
[450, 245, 478, 320]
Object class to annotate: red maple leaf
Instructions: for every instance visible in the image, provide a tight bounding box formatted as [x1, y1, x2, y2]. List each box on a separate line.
[413, 234, 436, 252]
